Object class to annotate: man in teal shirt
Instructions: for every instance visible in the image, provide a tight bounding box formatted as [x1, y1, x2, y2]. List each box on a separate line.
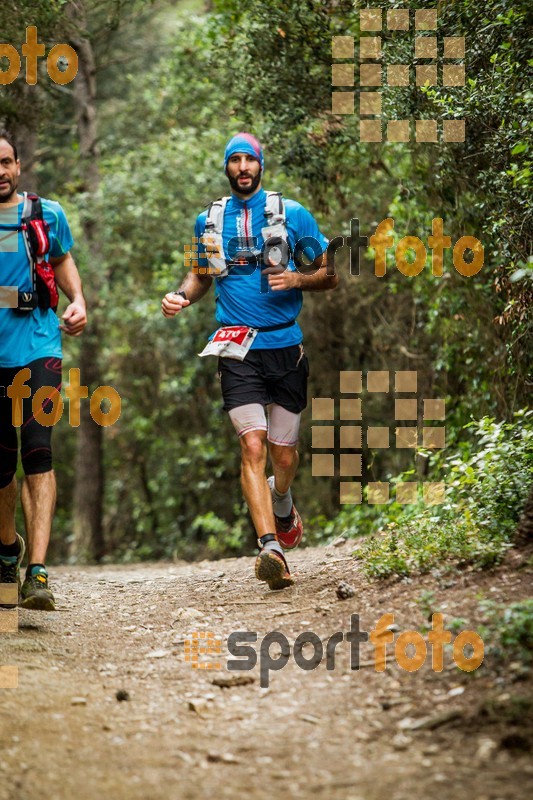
[0, 130, 87, 610]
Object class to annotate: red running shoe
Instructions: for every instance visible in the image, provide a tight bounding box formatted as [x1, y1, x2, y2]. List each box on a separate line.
[274, 505, 304, 550]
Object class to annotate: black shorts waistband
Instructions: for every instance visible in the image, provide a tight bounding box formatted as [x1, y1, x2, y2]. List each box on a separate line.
[255, 320, 296, 333]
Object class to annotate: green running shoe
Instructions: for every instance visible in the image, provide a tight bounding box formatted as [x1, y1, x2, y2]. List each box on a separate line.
[0, 533, 26, 608]
[21, 566, 56, 611]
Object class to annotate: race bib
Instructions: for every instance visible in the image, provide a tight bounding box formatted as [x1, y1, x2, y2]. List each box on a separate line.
[198, 326, 257, 360]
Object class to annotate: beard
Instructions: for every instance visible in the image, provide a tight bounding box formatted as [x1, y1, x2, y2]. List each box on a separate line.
[0, 177, 17, 202]
[227, 170, 262, 196]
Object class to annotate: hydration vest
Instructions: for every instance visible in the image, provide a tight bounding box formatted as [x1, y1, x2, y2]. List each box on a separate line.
[202, 191, 289, 276]
[0, 192, 59, 314]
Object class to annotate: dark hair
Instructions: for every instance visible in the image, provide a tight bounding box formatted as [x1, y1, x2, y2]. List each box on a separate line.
[0, 129, 18, 161]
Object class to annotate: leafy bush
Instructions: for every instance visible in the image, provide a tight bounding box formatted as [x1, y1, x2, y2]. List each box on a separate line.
[344, 410, 533, 578]
[478, 599, 533, 667]
[192, 507, 251, 560]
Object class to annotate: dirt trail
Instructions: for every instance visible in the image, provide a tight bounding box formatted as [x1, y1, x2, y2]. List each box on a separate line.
[1, 541, 531, 800]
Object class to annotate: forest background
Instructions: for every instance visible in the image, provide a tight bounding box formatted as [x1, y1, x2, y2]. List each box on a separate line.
[0, 0, 531, 574]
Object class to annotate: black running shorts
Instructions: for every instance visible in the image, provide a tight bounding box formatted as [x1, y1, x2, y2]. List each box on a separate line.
[0, 357, 62, 488]
[218, 344, 309, 414]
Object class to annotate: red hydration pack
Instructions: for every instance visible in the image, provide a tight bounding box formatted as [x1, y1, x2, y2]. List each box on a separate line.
[20, 192, 59, 312]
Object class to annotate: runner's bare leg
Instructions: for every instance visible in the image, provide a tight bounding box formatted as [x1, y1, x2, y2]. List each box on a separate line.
[268, 443, 299, 495]
[21, 471, 55, 563]
[0, 476, 17, 545]
[240, 430, 276, 536]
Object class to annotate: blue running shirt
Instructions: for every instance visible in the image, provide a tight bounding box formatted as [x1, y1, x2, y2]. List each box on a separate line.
[0, 197, 73, 367]
[194, 188, 329, 349]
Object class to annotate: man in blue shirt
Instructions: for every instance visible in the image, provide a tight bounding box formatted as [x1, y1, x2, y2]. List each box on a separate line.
[162, 133, 337, 590]
[0, 131, 87, 610]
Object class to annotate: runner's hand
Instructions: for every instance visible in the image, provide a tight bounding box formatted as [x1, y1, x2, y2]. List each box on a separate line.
[162, 292, 190, 317]
[60, 301, 87, 336]
[262, 267, 301, 291]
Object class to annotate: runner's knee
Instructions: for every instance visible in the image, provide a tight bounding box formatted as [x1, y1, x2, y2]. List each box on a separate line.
[240, 430, 268, 467]
[0, 416, 18, 489]
[21, 447, 53, 475]
[21, 424, 53, 475]
[0, 459, 17, 489]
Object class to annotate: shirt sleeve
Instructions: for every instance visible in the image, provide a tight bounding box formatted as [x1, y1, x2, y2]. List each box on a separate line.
[47, 202, 74, 258]
[287, 202, 329, 270]
[297, 205, 329, 250]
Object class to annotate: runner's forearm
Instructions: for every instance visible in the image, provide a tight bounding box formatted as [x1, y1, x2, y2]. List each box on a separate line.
[295, 266, 338, 292]
[178, 272, 213, 304]
[50, 253, 85, 304]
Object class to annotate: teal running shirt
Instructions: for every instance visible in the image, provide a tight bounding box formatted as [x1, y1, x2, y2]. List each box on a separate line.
[194, 188, 329, 349]
[0, 197, 73, 367]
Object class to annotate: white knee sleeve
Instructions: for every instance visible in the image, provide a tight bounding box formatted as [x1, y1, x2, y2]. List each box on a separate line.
[228, 402, 301, 446]
[228, 403, 267, 437]
[267, 404, 301, 447]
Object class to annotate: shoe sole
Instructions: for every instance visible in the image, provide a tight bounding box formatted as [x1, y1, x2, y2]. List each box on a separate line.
[20, 594, 56, 611]
[255, 551, 294, 590]
[0, 534, 26, 609]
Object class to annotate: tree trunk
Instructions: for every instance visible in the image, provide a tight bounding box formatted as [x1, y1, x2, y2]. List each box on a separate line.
[2, 83, 39, 191]
[69, 21, 105, 562]
[17, 124, 38, 192]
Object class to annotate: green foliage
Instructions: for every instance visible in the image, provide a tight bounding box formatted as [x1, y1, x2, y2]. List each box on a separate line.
[478, 598, 533, 666]
[448, 616, 469, 634]
[416, 590, 437, 620]
[193, 505, 251, 559]
[52, 7, 255, 562]
[391, 0, 533, 407]
[354, 411, 532, 578]
[5, 0, 530, 564]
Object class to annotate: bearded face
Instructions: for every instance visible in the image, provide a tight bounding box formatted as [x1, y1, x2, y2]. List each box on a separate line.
[0, 140, 20, 204]
[226, 154, 262, 196]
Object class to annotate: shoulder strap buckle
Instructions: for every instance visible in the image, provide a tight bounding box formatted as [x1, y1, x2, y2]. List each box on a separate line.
[264, 191, 285, 226]
[205, 196, 229, 234]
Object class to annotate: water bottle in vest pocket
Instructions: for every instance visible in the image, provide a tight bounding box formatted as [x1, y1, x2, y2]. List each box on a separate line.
[21, 194, 59, 312]
[35, 260, 59, 311]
